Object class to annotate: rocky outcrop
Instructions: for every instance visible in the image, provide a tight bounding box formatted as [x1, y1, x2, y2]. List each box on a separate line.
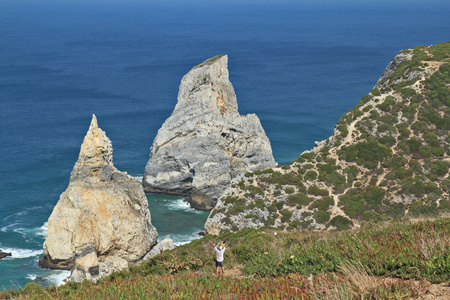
[40, 115, 158, 274]
[0, 250, 12, 260]
[143, 54, 276, 210]
[142, 238, 176, 261]
[68, 256, 129, 283]
[375, 50, 413, 89]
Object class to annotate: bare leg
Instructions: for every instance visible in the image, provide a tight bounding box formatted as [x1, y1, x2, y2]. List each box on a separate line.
[221, 267, 225, 275]
[215, 267, 219, 276]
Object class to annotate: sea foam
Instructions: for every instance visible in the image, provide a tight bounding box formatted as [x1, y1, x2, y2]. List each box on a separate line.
[0, 247, 43, 259]
[43, 270, 70, 286]
[164, 198, 205, 214]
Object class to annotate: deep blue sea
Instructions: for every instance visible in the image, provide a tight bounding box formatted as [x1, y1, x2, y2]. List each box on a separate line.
[0, 0, 449, 290]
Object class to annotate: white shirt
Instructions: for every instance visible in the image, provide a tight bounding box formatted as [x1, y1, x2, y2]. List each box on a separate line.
[214, 247, 226, 262]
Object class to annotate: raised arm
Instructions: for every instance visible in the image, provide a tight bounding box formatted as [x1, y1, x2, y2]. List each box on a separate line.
[225, 241, 230, 248]
[209, 240, 216, 248]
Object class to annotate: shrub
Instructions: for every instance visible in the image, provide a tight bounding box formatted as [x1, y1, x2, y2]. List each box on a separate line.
[379, 114, 398, 125]
[304, 170, 318, 181]
[275, 201, 284, 210]
[314, 210, 331, 223]
[260, 171, 303, 186]
[309, 196, 334, 211]
[246, 185, 265, 195]
[284, 187, 295, 194]
[377, 123, 396, 133]
[22, 282, 44, 294]
[371, 88, 381, 96]
[430, 161, 449, 177]
[318, 162, 337, 173]
[401, 88, 416, 97]
[337, 124, 349, 137]
[377, 95, 395, 112]
[328, 215, 353, 230]
[307, 186, 329, 196]
[287, 193, 312, 207]
[280, 209, 293, 223]
[396, 123, 410, 139]
[339, 137, 392, 165]
[379, 135, 396, 146]
[363, 185, 385, 210]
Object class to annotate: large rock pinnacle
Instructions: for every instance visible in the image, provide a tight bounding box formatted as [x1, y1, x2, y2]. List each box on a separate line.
[143, 55, 276, 210]
[40, 115, 158, 272]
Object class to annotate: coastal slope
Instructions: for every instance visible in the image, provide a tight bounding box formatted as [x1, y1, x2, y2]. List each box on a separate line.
[205, 42, 450, 234]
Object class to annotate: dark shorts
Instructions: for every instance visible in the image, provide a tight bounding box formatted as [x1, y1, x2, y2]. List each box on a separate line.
[215, 260, 224, 267]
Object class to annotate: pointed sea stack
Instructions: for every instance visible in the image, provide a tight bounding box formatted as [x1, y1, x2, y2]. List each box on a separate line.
[40, 115, 158, 273]
[143, 55, 276, 210]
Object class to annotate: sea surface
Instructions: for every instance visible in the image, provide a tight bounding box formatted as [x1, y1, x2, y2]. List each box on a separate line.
[0, 0, 448, 290]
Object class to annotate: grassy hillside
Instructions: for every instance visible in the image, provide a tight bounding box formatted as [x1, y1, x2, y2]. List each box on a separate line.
[205, 42, 450, 234]
[1, 216, 449, 299]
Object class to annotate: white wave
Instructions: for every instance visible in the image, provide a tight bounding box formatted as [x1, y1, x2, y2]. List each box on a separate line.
[26, 270, 70, 287]
[36, 222, 48, 237]
[133, 176, 143, 182]
[165, 199, 204, 214]
[166, 199, 190, 210]
[0, 247, 44, 259]
[26, 274, 38, 281]
[44, 270, 70, 286]
[3, 206, 44, 221]
[160, 230, 204, 246]
[1, 222, 20, 232]
[10, 222, 48, 241]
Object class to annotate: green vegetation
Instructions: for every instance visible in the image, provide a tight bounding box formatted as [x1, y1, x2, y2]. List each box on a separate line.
[338, 137, 392, 169]
[193, 54, 226, 69]
[2, 217, 449, 299]
[226, 44, 448, 233]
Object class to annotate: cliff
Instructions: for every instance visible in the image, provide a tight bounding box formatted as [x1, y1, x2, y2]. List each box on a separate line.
[143, 54, 276, 210]
[205, 42, 450, 234]
[40, 115, 158, 279]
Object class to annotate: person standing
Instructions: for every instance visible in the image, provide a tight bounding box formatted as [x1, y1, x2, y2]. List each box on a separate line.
[209, 240, 230, 276]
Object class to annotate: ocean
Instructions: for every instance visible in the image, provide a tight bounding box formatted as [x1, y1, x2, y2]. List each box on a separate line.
[0, 0, 448, 290]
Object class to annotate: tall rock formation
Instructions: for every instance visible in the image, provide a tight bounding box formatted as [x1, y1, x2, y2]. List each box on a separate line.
[143, 54, 276, 210]
[40, 115, 158, 273]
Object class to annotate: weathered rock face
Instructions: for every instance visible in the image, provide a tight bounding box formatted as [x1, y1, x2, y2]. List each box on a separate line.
[40, 115, 158, 271]
[143, 55, 276, 210]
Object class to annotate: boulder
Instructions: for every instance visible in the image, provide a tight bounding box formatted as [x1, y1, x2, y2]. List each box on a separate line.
[0, 250, 12, 260]
[143, 55, 276, 210]
[68, 256, 129, 283]
[40, 115, 158, 272]
[142, 238, 176, 261]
